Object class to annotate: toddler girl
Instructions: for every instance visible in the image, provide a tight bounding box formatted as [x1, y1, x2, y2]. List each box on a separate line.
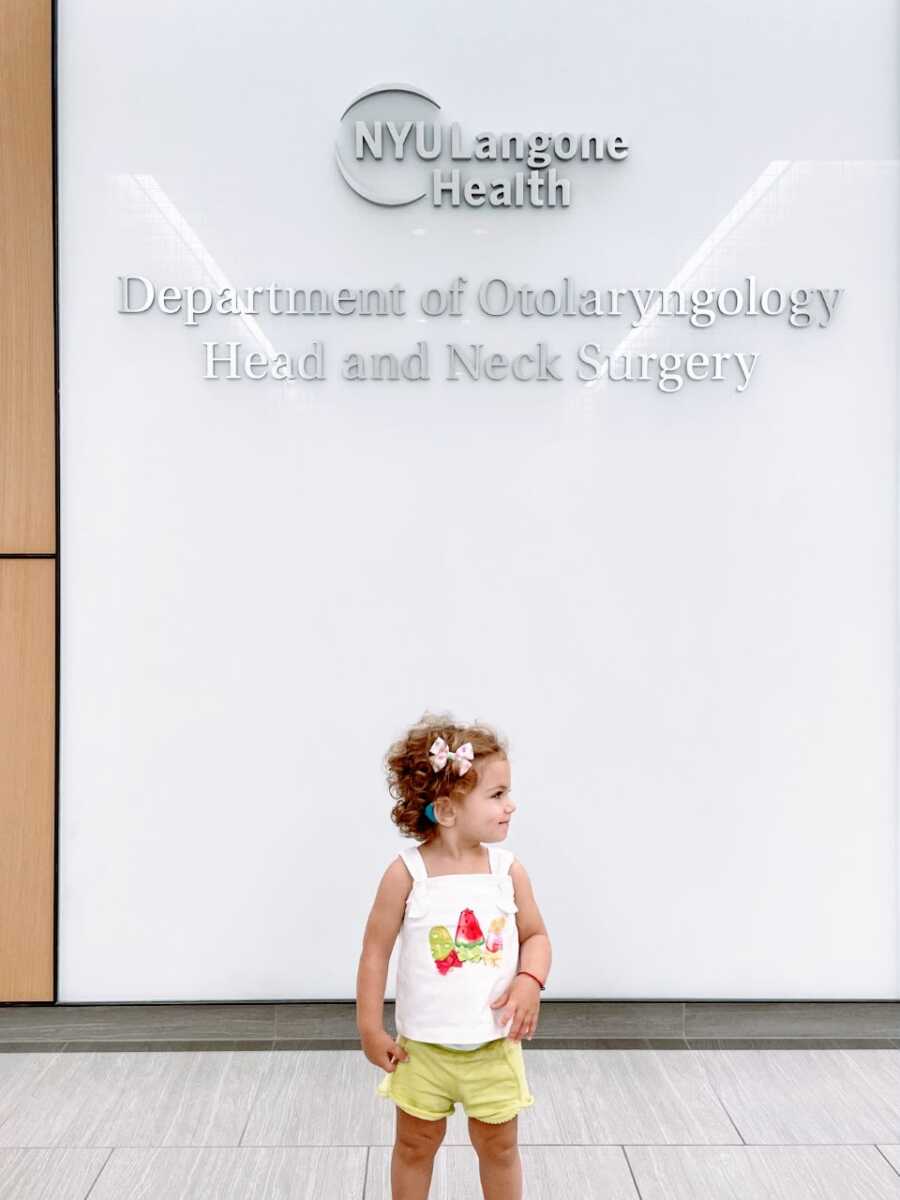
[357, 713, 552, 1200]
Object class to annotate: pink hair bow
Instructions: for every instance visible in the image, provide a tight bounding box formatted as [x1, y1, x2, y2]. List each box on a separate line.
[429, 737, 475, 776]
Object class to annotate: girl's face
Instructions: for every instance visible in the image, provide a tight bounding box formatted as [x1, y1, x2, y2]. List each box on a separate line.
[454, 753, 515, 843]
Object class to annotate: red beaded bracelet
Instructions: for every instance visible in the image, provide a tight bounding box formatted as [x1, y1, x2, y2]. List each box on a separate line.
[516, 969, 546, 991]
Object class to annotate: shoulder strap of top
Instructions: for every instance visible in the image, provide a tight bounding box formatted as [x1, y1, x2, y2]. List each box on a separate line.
[488, 846, 515, 877]
[399, 845, 428, 882]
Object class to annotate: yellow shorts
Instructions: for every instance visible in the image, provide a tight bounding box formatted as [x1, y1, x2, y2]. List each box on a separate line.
[376, 1035, 536, 1125]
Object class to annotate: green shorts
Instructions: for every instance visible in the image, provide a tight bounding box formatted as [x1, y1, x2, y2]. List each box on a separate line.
[376, 1035, 536, 1125]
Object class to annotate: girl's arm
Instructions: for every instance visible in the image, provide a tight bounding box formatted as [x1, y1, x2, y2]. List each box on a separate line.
[356, 857, 411, 1068]
[488, 860, 551, 1041]
[510, 860, 552, 986]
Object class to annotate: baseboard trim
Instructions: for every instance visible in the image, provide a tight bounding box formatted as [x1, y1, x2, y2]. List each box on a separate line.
[0, 1000, 897, 1047]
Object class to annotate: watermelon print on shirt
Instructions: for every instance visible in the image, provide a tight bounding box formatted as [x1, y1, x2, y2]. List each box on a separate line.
[429, 909, 507, 974]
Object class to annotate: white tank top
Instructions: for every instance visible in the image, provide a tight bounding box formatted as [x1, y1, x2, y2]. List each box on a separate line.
[394, 843, 520, 1048]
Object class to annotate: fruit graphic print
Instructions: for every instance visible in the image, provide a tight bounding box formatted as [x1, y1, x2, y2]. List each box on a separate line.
[429, 909, 507, 974]
[428, 926, 463, 976]
[484, 916, 506, 966]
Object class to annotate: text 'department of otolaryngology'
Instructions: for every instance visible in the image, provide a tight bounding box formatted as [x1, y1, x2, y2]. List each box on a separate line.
[117, 273, 845, 394]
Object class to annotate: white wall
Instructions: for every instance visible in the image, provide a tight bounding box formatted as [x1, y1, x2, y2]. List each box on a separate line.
[58, 0, 899, 1000]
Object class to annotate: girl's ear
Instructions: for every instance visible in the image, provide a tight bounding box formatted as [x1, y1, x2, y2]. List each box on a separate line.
[434, 798, 456, 827]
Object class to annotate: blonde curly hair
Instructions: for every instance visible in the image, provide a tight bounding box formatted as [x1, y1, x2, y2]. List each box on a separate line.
[385, 710, 508, 844]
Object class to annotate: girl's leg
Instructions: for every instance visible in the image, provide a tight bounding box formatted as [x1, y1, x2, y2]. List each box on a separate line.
[391, 1107, 447, 1200]
[468, 1115, 522, 1200]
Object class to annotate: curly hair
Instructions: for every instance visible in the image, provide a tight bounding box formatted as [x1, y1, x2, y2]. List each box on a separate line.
[385, 710, 509, 844]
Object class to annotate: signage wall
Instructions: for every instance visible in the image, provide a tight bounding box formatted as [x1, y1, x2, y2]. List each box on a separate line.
[58, 0, 899, 1000]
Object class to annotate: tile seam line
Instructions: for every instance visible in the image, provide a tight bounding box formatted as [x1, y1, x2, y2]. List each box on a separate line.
[235, 1045, 274, 1147]
[874, 1145, 900, 1178]
[5, 1141, 900, 1150]
[80, 1147, 114, 1200]
[621, 1145, 646, 1199]
[690, 1047, 747, 1146]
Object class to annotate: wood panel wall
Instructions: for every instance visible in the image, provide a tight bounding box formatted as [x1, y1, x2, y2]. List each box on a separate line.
[0, 0, 57, 1001]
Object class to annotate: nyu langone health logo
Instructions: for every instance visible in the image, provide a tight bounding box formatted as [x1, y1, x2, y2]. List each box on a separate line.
[334, 84, 629, 209]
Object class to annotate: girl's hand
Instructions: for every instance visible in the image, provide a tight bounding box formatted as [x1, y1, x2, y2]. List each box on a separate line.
[490, 975, 541, 1041]
[361, 1028, 410, 1071]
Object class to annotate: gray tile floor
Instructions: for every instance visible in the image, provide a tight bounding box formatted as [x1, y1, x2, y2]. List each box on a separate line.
[1, 1043, 900, 1198]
